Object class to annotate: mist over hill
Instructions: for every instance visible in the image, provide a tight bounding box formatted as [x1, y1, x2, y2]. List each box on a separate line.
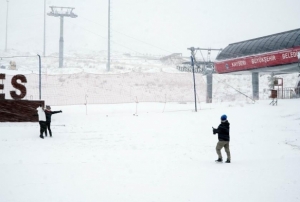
[1, 0, 299, 58]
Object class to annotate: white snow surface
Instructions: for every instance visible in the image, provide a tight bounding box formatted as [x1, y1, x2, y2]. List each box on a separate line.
[1, 100, 300, 202]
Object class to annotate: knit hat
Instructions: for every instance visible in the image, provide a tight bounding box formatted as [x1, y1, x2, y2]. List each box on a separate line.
[221, 114, 227, 121]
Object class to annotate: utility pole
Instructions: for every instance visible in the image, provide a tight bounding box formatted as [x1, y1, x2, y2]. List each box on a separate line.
[48, 6, 78, 68]
[43, 0, 46, 56]
[188, 47, 197, 112]
[37, 55, 42, 100]
[107, 0, 111, 71]
[5, 0, 9, 51]
[59, 16, 64, 67]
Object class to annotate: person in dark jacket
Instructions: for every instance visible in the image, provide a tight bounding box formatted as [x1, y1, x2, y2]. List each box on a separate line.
[212, 114, 231, 163]
[44, 105, 62, 137]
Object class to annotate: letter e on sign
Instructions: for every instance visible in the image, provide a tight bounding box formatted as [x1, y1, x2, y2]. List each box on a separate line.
[10, 74, 27, 100]
[0, 73, 5, 100]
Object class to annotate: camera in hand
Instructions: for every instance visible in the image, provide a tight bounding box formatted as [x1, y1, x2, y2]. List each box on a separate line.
[212, 127, 218, 135]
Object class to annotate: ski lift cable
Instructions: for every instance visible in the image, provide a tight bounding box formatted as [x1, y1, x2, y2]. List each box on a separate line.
[213, 74, 255, 103]
[79, 17, 172, 54]
[0, 56, 37, 59]
[0, 55, 162, 62]
[67, 21, 144, 55]
[199, 50, 206, 62]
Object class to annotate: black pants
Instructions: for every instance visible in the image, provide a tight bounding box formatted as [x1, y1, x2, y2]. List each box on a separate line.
[39, 121, 46, 137]
[45, 121, 52, 136]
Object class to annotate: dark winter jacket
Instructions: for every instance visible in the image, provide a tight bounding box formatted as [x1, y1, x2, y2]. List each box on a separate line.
[45, 110, 61, 122]
[215, 120, 230, 141]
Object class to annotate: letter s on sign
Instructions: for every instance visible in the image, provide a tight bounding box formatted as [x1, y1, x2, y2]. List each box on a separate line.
[10, 74, 27, 100]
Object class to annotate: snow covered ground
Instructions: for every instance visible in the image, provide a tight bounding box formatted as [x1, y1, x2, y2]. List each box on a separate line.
[0, 100, 299, 202]
[1, 49, 300, 201]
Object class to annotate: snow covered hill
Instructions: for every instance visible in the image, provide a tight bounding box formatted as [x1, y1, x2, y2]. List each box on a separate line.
[1, 49, 299, 105]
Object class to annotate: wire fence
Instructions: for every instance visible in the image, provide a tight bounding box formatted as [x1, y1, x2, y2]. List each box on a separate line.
[1, 72, 208, 106]
[1, 69, 299, 106]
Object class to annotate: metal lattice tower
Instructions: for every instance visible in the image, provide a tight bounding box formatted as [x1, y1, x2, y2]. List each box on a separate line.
[188, 47, 222, 104]
[48, 6, 78, 68]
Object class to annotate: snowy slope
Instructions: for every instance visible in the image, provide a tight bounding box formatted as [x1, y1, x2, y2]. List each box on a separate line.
[1, 48, 299, 106]
[0, 100, 299, 202]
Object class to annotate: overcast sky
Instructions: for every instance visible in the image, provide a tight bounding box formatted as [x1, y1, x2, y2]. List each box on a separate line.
[0, 0, 300, 58]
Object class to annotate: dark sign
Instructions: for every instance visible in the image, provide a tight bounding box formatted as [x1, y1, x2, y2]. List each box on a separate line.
[0, 73, 27, 100]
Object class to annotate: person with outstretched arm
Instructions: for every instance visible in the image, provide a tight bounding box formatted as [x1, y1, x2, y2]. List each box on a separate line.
[44, 105, 62, 137]
[37, 105, 47, 139]
[212, 114, 231, 163]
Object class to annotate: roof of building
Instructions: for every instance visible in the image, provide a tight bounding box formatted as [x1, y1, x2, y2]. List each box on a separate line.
[216, 28, 300, 60]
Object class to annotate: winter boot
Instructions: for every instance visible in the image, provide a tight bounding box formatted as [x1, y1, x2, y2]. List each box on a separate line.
[40, 135, 44, 139]
[225, 159, 231, 163]
[215, 158, 223, 162]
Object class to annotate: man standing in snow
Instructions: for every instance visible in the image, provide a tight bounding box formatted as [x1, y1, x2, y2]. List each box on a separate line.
[44, 105, 62, 137]
[37, 105, 47, 139]
[212, 114, 231, 163]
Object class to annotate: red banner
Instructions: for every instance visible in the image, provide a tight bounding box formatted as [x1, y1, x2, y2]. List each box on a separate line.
[214, 46, 300, 73]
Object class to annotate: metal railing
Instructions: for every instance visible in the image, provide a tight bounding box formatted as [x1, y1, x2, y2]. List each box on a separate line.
[277, 87, 300, 99]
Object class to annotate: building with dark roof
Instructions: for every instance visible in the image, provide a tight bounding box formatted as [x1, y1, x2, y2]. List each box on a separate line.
[214, 28, 300, 74]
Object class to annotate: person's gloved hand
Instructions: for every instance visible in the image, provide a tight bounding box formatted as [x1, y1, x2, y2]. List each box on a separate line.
[60, 110, 62, 113]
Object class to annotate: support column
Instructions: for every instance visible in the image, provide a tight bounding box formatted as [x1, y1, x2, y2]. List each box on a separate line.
[47, 6, 77, 68]
[206, 73, 213, 103]
[252, 72, 259, 100]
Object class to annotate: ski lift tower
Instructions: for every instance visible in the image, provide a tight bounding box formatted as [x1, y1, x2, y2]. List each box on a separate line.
[188, 47, 222, 104]
[48, 6, 78, 68]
